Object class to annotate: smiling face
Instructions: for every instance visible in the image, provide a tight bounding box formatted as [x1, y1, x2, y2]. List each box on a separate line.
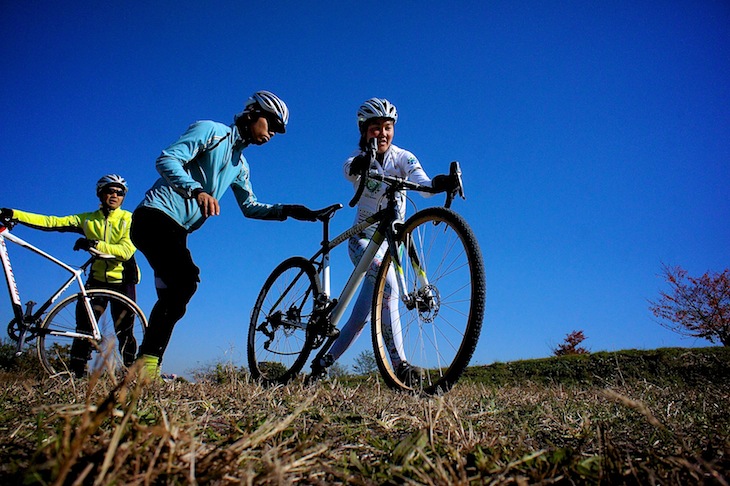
[364, 118, 395, 154]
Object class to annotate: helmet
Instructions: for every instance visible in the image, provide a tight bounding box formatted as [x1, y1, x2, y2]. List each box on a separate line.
[96, 174, 128, 196]
[242, 90, 289, 133]
[357, 98, 398, 131]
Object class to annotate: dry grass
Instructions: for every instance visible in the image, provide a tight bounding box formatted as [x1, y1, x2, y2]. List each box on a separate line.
[0, 355, 728, 485]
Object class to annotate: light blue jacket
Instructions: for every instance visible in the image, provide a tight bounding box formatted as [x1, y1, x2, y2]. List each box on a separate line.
[138, 120, 284, 231]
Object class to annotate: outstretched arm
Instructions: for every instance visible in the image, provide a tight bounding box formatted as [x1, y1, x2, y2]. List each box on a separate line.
[6, 209, 84, 234]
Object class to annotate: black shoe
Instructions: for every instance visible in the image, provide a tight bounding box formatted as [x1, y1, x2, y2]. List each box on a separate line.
[69, 358, 88, 379]
[305, 354, 333, 385]
[305, 364, 327, 385]
[396, 362, 424, 387]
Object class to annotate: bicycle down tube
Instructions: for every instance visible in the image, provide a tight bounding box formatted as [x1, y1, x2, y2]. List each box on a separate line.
[309, 204, 415, 365]
[248, 159, 484, 394]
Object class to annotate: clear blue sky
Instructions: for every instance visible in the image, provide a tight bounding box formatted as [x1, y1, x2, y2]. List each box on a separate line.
[1, 1, 728, 378]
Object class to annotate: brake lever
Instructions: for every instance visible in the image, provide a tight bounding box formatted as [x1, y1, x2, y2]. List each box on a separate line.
[348, 137, 378, 208]
[444, 161, 465, 209]
[0, 218, 16, 230]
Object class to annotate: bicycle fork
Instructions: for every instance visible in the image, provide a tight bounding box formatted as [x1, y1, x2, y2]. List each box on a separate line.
[394, 228, 439, 320]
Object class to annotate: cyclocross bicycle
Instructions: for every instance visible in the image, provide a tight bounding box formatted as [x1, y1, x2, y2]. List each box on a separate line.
[0, 220, 147, 379]
[248, 147, 485, 395]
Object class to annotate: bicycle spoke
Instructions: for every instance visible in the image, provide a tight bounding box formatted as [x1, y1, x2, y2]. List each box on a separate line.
[38, 290, 147, 379]
[248, 257, 321, 384]
[372, 207, 485, 394]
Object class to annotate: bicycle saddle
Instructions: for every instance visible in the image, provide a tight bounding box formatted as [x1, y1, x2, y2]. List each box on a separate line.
[312, 204, 343, 222]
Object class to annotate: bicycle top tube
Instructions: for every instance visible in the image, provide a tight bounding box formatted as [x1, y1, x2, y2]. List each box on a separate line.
[0, 226, 84, 274]
[305, 169, 435, 263]
[0, 224, 119, 301]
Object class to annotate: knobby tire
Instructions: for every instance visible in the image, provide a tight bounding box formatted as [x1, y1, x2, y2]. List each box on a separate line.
[371, 206, 486, 394]
[248, 257, 322, 384]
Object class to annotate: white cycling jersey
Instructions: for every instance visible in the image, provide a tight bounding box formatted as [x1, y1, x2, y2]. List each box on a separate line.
[343, 144, 434, 234]
[329, 144, 435, 366]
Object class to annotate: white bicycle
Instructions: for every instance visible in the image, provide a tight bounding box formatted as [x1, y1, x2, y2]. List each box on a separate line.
[0, 220, 147, 379]
[248, 155, 486, 395]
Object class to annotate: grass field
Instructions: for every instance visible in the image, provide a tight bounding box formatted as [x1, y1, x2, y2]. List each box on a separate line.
[0, 346, 728, 484]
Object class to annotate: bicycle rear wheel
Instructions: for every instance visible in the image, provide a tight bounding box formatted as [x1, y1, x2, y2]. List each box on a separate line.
[371, 207, 485, 394]
[37, 289, 147, 379]
[248, 257, 321, 384]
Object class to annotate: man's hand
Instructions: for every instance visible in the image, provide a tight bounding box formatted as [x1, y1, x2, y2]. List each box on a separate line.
[73, 238, 98, 251]
[282, 204, 318, 221]
[0, 208, 14, 225]
[195, 191, 220, 217]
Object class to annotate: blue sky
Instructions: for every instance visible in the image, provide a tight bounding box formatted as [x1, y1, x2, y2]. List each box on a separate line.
[1, 1, 728, 378]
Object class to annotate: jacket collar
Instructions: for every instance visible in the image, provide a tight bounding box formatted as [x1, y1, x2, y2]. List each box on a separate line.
[232, 123, 249, 148]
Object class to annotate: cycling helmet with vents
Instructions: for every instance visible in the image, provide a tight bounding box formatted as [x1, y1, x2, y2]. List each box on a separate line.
[357, 98, 398, 131]
[96, 174, 128, 196]
[241, 90, 289, 133]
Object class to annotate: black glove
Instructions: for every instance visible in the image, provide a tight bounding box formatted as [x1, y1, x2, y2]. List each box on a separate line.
[430, 174, 456, 193]
[73, 238, 98, 251]
[0, 208, 14, 224]
[282, 204, 318, 222]
[348, 153, 371, 176]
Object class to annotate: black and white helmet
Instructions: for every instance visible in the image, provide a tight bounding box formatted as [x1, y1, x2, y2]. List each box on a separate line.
[96, 174, 128, 196]
[357, 98, 398, 131]
[241, 90, 289, 133]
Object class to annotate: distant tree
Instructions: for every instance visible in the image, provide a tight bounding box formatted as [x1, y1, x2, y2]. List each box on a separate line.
[649, 264, 730, 346]
[257, 361, 288, 381]
[0, 339, 45, 376]
[554, 330, 589, 356]
[328, 362, 350, 379]
[352, 350, 378, 375]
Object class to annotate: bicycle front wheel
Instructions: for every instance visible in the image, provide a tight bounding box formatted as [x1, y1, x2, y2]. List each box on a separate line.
[372, 207, 485, 394]
[37, 289, 147, 379]
[248, 257, 322, 384]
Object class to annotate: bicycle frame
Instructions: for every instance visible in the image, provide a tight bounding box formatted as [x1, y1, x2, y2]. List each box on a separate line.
[312, 210, 395, 325]
[0, 225, 104, 352]
[250, 159, 480, 391]
[303, 177, 436, 363]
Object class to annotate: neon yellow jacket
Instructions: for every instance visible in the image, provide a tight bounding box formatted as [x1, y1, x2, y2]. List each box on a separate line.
[12, 208, 140, 284]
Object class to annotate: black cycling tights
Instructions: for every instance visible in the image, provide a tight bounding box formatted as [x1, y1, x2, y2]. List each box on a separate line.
[70, 280, 138, 366]
[131, 207, 200, 360]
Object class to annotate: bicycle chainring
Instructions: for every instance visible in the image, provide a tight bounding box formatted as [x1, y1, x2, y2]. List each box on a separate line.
[7, 319, 38, 342]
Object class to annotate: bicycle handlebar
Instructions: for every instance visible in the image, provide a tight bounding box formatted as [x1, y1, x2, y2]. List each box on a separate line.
[347, 139, 466, 210]
[0, 219, 16, 231]
[444, 161, 465, 209]
[0, 222, 116, 260]
[348, 137, 378, 208]
[365, 160, 466, 208]
[88, 247, 117, 260]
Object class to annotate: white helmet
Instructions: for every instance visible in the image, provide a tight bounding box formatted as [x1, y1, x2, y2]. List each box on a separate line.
[242, 90, 289, 133]
[96, 174, 128, 196]
[357, 98, 398, 131]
